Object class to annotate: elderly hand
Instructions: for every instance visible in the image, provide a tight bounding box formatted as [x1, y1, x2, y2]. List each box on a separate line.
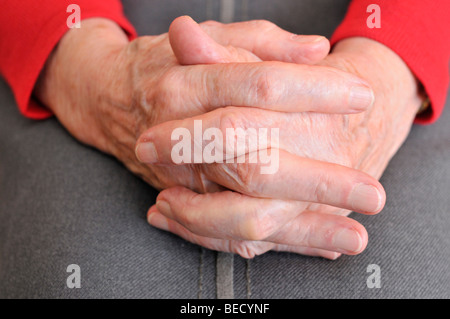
[35, 17, 385, 259]
[35, 16, 374, 188]
[137, 20, 422, 259]
[135, 18, 389, 259]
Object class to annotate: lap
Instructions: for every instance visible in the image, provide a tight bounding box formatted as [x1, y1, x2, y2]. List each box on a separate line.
[1, 78, 449, 298]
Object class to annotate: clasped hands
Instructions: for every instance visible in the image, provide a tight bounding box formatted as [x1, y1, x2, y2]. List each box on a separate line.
[36, 16, 422, 259]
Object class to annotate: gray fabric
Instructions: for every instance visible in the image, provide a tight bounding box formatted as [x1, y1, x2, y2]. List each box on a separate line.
[122, 0, 350, 37]
[0, 0, 449, 299]
[216, 253, 234, 299]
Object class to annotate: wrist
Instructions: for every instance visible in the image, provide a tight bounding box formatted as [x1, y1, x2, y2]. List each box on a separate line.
[34, 18, 129, 149]
[36, 18, 128, 108]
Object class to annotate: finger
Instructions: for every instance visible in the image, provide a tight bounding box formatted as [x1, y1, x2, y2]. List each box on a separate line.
[153, 187, 370, 254]
[169, 16, 260, 64]
[165, 60, 374, 115]
[155, 187, 303, 241]
[267, 211, 369, 255]
[205, 150, 386, 214]
[137, 121, 385, 214]
[199, 19, 331, 64]
[147, 205, 275, 259]
[148, 205, 343, 259]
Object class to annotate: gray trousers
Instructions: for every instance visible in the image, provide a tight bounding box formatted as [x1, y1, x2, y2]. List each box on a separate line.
[0, 0, 449, 298]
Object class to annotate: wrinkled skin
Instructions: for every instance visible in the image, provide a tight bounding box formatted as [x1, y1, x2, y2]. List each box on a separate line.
[139, 19, 422, 258]
[35, 17, 422, 259]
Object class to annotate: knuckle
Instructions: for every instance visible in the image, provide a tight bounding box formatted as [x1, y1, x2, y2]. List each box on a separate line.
[234, 242, 257, 259]
[218, 109, 251, 155]
[241, 209, 275, 241]
[157, 68, 183, 98]
[219, 161, 260, 194]
[218, 109, 245, 133]
[253, 68, 284, 105]
[313, 176, 331, 204]
[250, 19, 276, 30]
[236, 162, 260, 192]
[233, 241, 272, 259]
[176, 192, 202, 229]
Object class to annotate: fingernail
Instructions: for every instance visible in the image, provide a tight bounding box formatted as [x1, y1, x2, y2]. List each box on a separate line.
[349, 183, 383, 213]
[323, 251, 342, 260]
[147, 212, 155, 224]
[333, 229, 363, 253]
[147, 212, 169, 231]
[135, 142, 158, 163]
[156, 200, 172, 217]
[291, 35, 326, 43]
[329, 252, 342, 260]
[349, 86, 375, 111]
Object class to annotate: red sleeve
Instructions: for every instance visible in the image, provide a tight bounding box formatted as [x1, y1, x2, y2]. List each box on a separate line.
[0, 0, 137, 120]
[331, 0, 450, 124]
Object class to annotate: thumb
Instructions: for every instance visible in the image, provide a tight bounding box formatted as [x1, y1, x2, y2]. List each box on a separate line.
[200, 20, 330, 65]
[169, 15, 260, 65]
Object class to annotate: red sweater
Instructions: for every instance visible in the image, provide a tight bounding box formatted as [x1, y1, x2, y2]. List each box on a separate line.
[0, 0, 449, 123]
